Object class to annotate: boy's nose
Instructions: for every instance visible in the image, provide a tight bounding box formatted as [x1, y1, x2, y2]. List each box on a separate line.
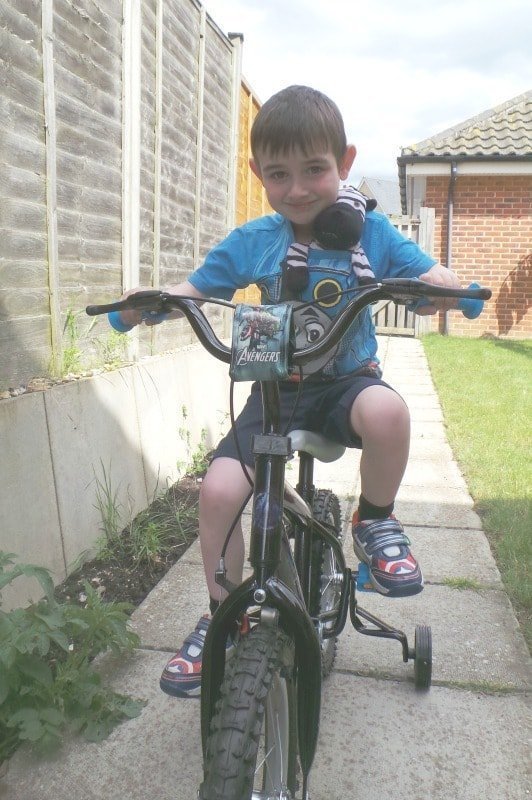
[286, 180, 309, 200]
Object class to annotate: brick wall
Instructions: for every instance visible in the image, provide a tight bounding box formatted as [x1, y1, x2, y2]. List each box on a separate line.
[425, 175, 531, 338]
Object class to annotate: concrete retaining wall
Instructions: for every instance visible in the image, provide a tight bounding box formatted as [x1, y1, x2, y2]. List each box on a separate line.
[0, 344, 246, 610]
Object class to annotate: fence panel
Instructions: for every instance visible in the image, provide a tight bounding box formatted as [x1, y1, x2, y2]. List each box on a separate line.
[0, 0, 242, 391]
[372, 210, 435, 336]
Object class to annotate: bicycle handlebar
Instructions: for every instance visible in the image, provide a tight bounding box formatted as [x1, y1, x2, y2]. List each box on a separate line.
[86, 279, 491, 368]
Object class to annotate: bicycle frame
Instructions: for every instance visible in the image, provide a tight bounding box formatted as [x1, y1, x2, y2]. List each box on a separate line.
[86, 278, 491, 791]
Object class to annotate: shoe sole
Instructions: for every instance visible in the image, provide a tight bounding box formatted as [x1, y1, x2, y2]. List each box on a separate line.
[159, 678, 201, 698]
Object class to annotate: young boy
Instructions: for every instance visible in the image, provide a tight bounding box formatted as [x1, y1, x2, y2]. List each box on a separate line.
[121, 85, 461, 698]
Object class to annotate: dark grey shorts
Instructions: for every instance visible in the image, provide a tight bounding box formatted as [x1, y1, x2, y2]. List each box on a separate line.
[213, 375, 397, 468]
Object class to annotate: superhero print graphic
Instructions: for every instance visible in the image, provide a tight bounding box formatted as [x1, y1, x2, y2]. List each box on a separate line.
[230, 304, 292, 381]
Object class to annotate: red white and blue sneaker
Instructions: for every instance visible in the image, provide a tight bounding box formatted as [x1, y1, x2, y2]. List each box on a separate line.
[352, 512, 423, 597]
[160, 613, 239, 698]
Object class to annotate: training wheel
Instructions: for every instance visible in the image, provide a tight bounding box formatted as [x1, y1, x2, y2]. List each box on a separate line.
[414, 625, 432, 689]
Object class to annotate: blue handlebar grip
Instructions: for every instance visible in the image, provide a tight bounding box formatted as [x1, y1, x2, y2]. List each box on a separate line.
[456, 282, 484, 319]
[409, 282, 485, 319]
[108, 310, 134, 332]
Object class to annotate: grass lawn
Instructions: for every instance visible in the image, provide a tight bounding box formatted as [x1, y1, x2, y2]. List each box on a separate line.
[421, 334, 531, 650]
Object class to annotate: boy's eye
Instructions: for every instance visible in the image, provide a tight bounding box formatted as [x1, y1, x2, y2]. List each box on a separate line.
[308, 165, 325, 175]
[270, 171, 287, 181]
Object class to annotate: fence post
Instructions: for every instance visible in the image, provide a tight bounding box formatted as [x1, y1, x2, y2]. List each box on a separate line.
[415, 207, 436, 336]
[418, 207, 435, 257]
[42, 0, 63, 376]
[227, 33, 243, 233]
[122, 0, 142, 359]
[152, 0, 164, 289]
[193, 7, 206, 266]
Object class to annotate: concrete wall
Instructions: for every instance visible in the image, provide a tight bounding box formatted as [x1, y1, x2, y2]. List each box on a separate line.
[0, 343, 246, 611]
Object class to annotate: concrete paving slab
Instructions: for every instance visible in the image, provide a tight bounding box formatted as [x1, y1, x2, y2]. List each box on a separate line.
[130, 561, 210, 650]
[397, 526, 503, 585]
[314, 674, 531, 800]
[402, 456, 468, 489]
[397, 481, 474, 505]
[394, 498, 483, 529]
[411, 416, 449, 433]
[407, 437, 455, 460]
[334, 585, 532, 688]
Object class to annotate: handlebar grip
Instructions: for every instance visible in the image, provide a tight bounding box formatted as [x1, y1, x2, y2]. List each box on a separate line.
[108, 310, 134, 332]
[410, 282, 486, 319]
[456, 283, 484, 319]
[107, 309, 169, 332]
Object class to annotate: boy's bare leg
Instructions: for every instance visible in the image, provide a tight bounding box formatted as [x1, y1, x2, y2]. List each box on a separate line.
[349, 384, 423, 597]
[349, 384, 410, 506]
[198, 456, 253, 601]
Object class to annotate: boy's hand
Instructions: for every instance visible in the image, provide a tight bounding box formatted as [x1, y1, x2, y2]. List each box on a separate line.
[417, 264, 461, 315]
[117, 288, 146, 327]
[117, 281, 206, 328]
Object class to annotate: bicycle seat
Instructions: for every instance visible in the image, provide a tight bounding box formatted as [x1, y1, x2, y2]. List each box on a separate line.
[289, 429, 346, 463]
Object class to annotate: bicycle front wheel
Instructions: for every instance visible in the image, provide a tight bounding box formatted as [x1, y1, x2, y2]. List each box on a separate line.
[199, 623, 299, 800]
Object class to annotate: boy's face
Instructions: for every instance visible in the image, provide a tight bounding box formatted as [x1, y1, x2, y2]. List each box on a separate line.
[250, 145, 356, 241]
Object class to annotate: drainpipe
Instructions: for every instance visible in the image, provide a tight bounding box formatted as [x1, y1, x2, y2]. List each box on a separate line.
[444, 161, 457, 335]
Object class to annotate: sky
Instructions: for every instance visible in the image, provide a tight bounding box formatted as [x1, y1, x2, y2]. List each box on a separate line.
[203, 0, 532, 183]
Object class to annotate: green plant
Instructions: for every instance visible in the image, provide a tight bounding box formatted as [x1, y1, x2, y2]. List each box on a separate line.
[61, 309, 83, 376]
[443, 577, 482, 592]
[91, 463, 198, 575]
[93, 460, 125, 550]
[177, 406, 211, 477]
[96, 329, 129, 368]
[0, 553, 143, 764]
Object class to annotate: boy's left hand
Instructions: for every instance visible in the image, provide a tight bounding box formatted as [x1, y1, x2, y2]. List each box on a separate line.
[417, 263, 461, 315]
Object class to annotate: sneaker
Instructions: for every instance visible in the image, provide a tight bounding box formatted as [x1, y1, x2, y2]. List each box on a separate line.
[352, 512, 423, 597]
[160, 614, 238, 698]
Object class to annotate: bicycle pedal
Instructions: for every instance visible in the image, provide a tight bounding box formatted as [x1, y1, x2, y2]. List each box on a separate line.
[355, 562, 376, 592]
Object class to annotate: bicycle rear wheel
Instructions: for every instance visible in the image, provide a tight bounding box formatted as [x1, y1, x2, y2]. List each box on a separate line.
[199, 623, 299, 800]
[310, 489, 343, 677]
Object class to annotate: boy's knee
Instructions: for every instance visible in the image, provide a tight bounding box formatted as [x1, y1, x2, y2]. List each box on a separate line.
[351, 386, 409, 438]
[200, 458, 250, 510]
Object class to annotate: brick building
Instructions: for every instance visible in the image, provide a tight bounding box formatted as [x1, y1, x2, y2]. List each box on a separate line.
[397, 92, 531, 338]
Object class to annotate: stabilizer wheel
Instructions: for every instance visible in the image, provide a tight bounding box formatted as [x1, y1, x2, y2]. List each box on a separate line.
[414, 624, 432, 689]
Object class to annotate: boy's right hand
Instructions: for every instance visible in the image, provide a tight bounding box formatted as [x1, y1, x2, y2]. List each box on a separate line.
[116, 281, 206, 328]
[117, 288, 146, 328]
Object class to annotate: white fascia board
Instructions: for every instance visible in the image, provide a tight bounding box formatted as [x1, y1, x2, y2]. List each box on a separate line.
[405, 161, 532, 177]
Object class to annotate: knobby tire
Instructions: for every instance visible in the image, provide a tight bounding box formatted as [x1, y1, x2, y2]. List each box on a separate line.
[199, 623, 299, 800]
[310, 489, 343, 677]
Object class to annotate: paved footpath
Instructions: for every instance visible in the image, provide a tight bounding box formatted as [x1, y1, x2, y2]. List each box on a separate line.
[2, 336, 531, 800]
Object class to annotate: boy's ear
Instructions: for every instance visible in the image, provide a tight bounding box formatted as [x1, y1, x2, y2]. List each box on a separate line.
[339, 145, 356, 180]
[249, 157, 262, 180]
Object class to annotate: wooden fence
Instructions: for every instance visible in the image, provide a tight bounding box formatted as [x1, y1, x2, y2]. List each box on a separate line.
[372, 208, 435, 335]
[0, 0, 251, 392]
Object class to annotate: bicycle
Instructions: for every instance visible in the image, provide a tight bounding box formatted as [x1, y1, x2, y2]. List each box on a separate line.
[87, 277, 490, 800]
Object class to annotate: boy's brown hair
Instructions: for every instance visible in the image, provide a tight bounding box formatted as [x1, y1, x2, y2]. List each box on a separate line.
[250, 85, 347, 165]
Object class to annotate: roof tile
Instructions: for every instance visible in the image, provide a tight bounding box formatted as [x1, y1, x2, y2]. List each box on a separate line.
[401, 91, 532, 159]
